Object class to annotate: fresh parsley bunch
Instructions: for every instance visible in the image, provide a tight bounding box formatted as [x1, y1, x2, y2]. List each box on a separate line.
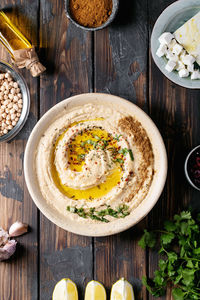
[138, 211, 200, 299]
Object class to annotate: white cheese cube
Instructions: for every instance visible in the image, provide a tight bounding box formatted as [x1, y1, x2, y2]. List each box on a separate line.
[187, 63, 194, 73]
[156, 44, 167, 57]
[174, 11, 200, 66]
[181, 54, 196, 66]
[179, 68, 189, 78]
[165, 60, 176, 72]
[176, 61, 185, 71]
[191, 70, 200, 80]
[168, 39, 177, 51]
[166, 50, 178, 62]
[179, 49, 186, 57]
[180, 53, 187, 64]
[159, 32, 174, 45]
[172, 43, 183, 55]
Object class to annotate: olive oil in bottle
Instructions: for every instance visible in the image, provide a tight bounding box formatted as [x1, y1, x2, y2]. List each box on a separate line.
[0, 11, 31, 58]
[0, 10, 45, 77]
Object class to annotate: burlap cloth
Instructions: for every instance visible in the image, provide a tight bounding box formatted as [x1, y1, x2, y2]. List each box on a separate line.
[13, 47, 46, 77]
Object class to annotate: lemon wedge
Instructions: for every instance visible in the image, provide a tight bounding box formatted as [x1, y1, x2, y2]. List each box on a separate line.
[110, 278, 135, 300]
[84, 280, 106, 300]
[52, 278, 78, 300]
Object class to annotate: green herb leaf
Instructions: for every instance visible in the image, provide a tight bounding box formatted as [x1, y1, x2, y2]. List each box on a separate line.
[138, 229, 156, 249]
[174, 274, 182, 285]
[138, 210, 200, 299]
[113, 134, 122, 141]
[167, 251, 178, 263]
[77, 154, 85, 160]
[158, 259, 167, 272]
[153, 270, 166, 286]
[115, 158, 124, 164]
[164, 220, 176, 232]
[128, 149, 134, 161]
[118, 148, 128, 155]
[180, 211, 192, 220]
[160, 232, 175, 245]
[186, 260, 194, 269]
[193, 247, 200, 255]
[181, 268, 195, 286]
[118, 148, 134, 161]
[94, 135, 100, 140]
[172, 288, 185, 300]
[66, 204, 130, 223]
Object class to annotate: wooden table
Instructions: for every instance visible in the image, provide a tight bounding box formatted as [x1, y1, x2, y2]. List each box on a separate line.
[0, 0, 200, 299]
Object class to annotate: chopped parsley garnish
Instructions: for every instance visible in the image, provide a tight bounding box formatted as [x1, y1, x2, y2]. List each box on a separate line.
[100, 140, 108, 150]
[138, 211, 200, 299]
[81, 140, 98, 151]
[77, 154, 86, 161]
[118, 148, 134, 161]
[128, 149, 134, 161]
[118, 148, 129, 155]
[93, 135, 100, 140]
[113, 134, 122, 141]
[115, 158, 124, 164]
[68, 129, 133, 169]
[67, 204, 130, 222]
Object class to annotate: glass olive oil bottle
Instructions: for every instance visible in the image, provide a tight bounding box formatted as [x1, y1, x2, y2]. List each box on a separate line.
[0, 10, 45, 76]
[0, 10, 31, 58]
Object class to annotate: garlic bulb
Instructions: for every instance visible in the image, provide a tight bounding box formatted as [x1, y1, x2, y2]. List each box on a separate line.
[9, 221, 28, 237]
[0, 240, 17, 261]
[0, 227, 9, 247]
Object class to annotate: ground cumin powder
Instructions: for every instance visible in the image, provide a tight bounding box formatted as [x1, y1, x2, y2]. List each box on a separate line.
[69, 0, 113, 28]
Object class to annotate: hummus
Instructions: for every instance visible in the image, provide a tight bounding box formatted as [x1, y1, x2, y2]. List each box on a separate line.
[35, 103, 154, 223]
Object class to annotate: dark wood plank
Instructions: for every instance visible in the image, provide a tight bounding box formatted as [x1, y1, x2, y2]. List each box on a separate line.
[94, 1, 149, 299]
[148, 0, 200, 299]
[39, 1, 93, 299]
[0, 1, 39, 300]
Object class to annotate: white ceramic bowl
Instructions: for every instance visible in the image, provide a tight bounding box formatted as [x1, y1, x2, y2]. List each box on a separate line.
[151, 0, 200, 89]
[24, 93, 167, 236]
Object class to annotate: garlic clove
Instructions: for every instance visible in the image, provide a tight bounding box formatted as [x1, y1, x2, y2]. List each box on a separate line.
[9, 221, 28, 237]
[0, 227, 9, 247]
[0, 240, 17, 261]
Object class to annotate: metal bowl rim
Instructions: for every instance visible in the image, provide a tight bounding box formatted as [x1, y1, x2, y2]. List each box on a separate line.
[184, 145, 200, 191]
[0, 60, 30, 142]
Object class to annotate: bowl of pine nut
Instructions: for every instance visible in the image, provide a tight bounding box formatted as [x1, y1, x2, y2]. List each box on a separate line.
[0, 60, 30, 142]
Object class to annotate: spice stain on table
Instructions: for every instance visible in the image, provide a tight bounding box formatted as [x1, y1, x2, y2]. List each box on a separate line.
[43, 245, 92, 289]
[0, 166, 23, 202]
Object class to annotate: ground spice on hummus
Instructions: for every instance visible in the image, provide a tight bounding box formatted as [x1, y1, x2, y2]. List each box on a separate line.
[69, 0, 113, 28]
[118, 116, 154, 203]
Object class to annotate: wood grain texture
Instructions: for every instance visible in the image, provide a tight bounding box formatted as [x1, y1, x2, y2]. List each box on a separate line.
[0, 0, 200, 299]
[94, 0, 148, 299]
[39, 1, 93, 299]
[0, 1, 39, 300]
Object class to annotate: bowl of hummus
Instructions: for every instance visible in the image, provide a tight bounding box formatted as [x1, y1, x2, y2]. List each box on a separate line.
[24, 93, 167, 236]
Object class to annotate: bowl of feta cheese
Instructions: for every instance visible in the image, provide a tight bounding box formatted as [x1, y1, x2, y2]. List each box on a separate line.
[151, 0, 200, 89]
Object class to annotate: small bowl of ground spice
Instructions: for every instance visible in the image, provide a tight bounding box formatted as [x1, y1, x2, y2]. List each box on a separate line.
[65, 0, 119, 31]
[185, 145, 200, 191]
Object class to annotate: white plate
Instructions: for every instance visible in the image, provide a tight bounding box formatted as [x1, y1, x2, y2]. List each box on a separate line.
[151, 0, 200, 89]
[24, 93, 167, 236]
